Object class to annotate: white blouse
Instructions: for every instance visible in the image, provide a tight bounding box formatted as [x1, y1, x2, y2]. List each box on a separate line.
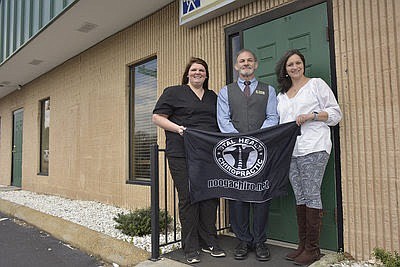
[277, 78, 342, 157]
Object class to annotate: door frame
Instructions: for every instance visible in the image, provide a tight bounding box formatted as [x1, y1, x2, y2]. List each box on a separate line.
[11, 108, 24, 187]
[224, 0, 343, 251]
[0, 116, 1, 173]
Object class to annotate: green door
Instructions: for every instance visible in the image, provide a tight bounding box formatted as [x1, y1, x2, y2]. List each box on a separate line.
[12, 109, 23, 187]
[243, 3, 337, 250]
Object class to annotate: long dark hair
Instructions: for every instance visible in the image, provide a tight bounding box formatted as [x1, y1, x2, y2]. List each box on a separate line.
[181, 57, 209, 90]
[275, 49, 306, 93]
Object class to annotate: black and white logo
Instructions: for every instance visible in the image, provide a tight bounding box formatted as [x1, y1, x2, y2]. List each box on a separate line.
[214, 136, 267, 179]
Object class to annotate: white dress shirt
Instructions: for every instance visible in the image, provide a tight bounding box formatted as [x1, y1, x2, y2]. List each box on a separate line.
[277, 78, 342, 157]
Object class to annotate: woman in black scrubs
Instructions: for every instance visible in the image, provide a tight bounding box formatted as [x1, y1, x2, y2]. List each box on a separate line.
[152, 57, 225, 264]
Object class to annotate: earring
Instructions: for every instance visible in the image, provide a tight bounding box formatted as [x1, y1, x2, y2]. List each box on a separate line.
[285, 74, 289, 77]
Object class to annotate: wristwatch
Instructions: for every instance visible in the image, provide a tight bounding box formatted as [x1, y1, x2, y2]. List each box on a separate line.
[313, 111, 319, 121]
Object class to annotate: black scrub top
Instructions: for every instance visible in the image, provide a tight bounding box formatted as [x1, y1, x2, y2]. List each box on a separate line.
[153, 85, 219, 157]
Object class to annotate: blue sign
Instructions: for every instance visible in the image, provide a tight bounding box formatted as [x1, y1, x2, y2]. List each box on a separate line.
[183, 0, 201, 15]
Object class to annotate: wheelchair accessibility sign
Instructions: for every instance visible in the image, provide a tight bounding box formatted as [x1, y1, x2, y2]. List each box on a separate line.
[182, 0, 201, 14]
[180, 0, 250, 26]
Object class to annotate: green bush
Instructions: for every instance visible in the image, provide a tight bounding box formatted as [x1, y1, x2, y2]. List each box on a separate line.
[373, 247, 400, 267]
[113, 207, 172, 237]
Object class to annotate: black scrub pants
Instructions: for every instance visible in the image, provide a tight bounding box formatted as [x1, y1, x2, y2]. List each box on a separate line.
[167, 157, 219, 254]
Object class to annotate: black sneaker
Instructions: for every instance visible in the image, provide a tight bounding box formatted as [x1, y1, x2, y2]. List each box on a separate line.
[186, 251, 201, 264]
[202, 245, 226, 257]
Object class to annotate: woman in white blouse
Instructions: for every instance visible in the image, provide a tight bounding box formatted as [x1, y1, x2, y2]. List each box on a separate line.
[275, 49, 342, 266]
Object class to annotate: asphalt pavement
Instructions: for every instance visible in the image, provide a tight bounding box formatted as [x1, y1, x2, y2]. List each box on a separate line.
[0, 211, 108, 267]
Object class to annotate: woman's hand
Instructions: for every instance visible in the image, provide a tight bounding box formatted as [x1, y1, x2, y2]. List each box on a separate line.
[296, 113, 313, 126]
[177, 126, 186, 136]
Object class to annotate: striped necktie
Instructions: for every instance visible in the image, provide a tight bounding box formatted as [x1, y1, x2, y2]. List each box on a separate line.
[244, 80, 251, 97]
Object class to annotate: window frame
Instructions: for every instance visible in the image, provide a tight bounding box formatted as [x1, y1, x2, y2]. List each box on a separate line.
[0, 116, 1, 171]
[127, 56, 158, 185]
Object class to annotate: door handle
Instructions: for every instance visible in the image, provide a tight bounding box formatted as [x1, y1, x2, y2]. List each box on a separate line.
[12, 145, 16, 153]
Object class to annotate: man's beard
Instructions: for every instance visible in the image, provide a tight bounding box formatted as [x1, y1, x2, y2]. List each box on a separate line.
[239, 68, 254, 77]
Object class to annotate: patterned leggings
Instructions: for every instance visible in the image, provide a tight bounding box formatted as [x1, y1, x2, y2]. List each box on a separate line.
[289, 151, 330, 209]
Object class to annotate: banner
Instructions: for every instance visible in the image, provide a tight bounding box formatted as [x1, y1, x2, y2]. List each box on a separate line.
[183, 122, 300, 203]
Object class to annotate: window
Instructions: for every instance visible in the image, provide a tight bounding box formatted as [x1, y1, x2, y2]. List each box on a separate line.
[129, 57, 157, 183]
[230, 34, 241, 82]
[39, 98, 50, 175]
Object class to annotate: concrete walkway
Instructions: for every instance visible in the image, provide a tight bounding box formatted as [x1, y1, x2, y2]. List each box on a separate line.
[136, 258, 189, 266]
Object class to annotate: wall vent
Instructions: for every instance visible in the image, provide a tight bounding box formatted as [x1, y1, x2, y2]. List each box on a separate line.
[76, 22, 98, 33]
[29, 59, 44, 65]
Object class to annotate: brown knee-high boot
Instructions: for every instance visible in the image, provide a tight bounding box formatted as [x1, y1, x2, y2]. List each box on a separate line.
[294, 207, 323, 266]
[286, 205, 306, 260]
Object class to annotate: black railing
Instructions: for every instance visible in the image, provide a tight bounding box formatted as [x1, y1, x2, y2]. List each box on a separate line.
[150, 144, 160, 260]
[150, 144, 229, 261]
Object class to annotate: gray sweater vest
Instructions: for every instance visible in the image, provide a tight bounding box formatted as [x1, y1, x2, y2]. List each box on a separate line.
[227, 81, 269, 132]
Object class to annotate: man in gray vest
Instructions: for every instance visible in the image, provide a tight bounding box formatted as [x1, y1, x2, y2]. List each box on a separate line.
[217, 48, 279, 261]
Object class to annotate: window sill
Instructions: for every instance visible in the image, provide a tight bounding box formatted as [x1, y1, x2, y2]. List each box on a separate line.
[126, 179, 150, 186]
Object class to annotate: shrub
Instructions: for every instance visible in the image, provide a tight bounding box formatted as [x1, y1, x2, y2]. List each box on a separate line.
[114, 207, 172, 237]
[373, 247, 400, 267]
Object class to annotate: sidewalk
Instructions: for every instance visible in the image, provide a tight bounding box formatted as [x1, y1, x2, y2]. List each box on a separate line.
[136, 258, 189, 266]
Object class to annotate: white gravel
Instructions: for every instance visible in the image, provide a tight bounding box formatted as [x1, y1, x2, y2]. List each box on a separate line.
[311, 253, 383, 267]
[0, 189, 181, 254]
